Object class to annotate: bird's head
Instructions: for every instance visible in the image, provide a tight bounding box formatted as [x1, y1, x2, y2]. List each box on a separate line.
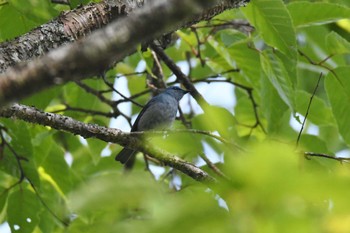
[164, 86, 189, 101]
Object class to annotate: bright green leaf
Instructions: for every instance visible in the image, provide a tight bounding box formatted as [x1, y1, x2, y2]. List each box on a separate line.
[34, 134, 72, 195]
[194, 106, 237, 139]
[287, 2, 350, 27]
[326, 31, 350, 55]
[242, 0, 296, 57]
[261, 50, 295, 110]
[0, 187, 8, 214]
[7, 188, 41, 233]
[222, 142, 350, 232]
[208, 37, 236, 68]
[228, 40, 262, 85]
[260, 74, 290, 135]
[325, 67, 350, 145]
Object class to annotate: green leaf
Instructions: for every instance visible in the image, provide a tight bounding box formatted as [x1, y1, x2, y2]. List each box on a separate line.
[0, 119, 33, 159]
[287, 2, 350, 27]
[0, 5, 36, 40]
[206, 55, 235, 74]
[0, 186, 9, 214]
[261, 50, 295, 110]
[194, 106, 238, 139]
[0, 120, 39, 184]
[22, 86, 60, 110]
[295, 90, 335, 126]
[260, 73, 290, 135]
[325, 67, 350, 145]
[150, 130, 203, 159]
[241, 0, 296, 57]
[37, 179, 67, 233]
[234, 89, 264, 138]
[326, 31, 350, 55]
[222, 142, 350, 232]
[228, 40, 262, 86]
[86, 138, 106, 165]
[219, 30, 247, 47]
[34, 133, 72, 195]
[7, 188, 41, 233]
[9, 0, 60, 23]
[208, 37, 236, 68]
[299, 134, 330, 156]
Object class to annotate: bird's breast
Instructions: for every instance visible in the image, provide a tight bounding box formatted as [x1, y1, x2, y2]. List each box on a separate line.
[136, 97, 178, 131]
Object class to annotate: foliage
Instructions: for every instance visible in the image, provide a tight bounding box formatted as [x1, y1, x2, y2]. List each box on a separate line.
[1, 0, 350, 232]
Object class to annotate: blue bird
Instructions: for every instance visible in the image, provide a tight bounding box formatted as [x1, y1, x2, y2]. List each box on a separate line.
[115, 86, 189, 168]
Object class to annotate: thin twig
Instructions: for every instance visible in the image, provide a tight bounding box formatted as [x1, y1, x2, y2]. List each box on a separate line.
[51, 104, 117, 118]
[199, 153, 229, 180]
[190, 26, 206, 66]
[192, 77, 266, 133]
[102, 74, 143, 108]
[298, 50, 337, 79]
[149, 42, 210, 108]
[75, 80, 130, 120]
[296, 73, 323, 147]
[305, 152, 350, 163]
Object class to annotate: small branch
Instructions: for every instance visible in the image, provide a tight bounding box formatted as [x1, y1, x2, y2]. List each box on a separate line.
[51, 104, 117, 118]
[114, 89, 150, 105]
[192, 76, 266, 133]
[296, 73, 322, 147]
[102, 74, 144, 108]
[305, 152, 350, 163]
[190, 27, 206, 66]
[146, 51, 167, 89]
[75, 80, 130, 120]
[192, 19, 254, 35]
[0, 104, 215, 183]
[298, 50, 337, 78]
[75, 80, 115, 106]
[199, 153, 229, 180]
[149, 42, 210, 109]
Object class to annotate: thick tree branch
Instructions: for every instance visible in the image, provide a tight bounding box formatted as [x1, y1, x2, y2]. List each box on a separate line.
[0, 0, 248, 106]
[0, 0, 247, 73]
[0, 104, 215, 183]
[0, 0, 145, 73]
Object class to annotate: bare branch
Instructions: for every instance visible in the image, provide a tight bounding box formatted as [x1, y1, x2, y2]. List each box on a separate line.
[199, 153, 229, 180]
[296, 73, 323, 147]
[305, 152, 350, 163]
[150, 42, 210, 109]
[0, 104, 215, 183]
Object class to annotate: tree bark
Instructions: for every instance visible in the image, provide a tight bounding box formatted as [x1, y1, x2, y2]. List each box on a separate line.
[0, 103, 216, 183]
[0, 0, 248, 106]
[0, 0, 145, 73]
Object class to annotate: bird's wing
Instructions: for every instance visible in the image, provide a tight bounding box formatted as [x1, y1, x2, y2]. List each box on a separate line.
[130, 95, 161, 132]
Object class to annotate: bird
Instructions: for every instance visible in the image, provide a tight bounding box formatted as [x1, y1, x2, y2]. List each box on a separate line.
[115, 86, 189, 168]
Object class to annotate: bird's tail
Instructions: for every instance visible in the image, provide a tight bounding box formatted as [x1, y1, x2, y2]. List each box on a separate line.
[115, 148, 137, 169]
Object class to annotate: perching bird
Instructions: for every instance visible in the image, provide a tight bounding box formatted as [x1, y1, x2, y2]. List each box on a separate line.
[115, 86, 189, 168]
